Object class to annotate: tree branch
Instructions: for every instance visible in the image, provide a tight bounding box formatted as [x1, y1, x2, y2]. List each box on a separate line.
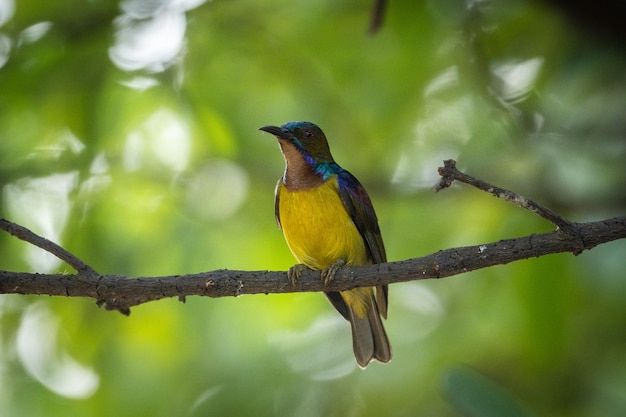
[436, 159, 576, 234]
[0, 219, 100, 280]
[1, 161, 625, 315]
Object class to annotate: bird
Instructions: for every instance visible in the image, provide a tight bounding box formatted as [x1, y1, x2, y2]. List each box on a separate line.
[259, 121, 391, 368]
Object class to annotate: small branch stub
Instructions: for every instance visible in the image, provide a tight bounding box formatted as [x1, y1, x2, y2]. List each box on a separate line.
[436, 159, 577, 236]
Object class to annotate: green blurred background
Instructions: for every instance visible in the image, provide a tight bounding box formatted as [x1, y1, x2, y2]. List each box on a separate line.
[1, 0, 625, 416]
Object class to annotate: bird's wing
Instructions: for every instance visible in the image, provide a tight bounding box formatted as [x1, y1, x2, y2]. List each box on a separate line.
[336, 168, 388, 318]
[274, 178, 283, 230]
[336, 169, 387, 264]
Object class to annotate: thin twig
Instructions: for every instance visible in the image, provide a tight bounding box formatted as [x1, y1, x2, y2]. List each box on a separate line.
[0, 218, 100, 280]
[435, 160, 576, 234]
[368, 0, 386, 34]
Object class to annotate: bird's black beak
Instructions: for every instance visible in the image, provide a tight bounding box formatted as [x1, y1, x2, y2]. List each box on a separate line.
[259, 125, 290, 140]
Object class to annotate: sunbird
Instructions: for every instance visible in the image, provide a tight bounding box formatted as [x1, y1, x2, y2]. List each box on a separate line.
[260, 121, 391, 368]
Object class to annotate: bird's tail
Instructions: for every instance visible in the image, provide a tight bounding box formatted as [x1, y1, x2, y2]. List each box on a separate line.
[348, 292, 391, 368]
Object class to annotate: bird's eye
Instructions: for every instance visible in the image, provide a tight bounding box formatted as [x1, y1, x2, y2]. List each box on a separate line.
[305, 129, 313, 138]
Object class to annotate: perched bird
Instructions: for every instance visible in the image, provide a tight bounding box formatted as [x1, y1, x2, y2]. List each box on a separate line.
[260, 121, 391, 368]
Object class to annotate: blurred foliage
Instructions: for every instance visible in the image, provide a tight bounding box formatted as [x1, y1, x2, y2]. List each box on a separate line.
[1, 0, 625, 416]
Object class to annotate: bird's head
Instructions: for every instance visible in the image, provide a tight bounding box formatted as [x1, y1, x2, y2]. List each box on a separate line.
[259, 121, 334, 165]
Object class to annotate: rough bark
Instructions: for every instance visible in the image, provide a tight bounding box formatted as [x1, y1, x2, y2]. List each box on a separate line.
[1, 161, 624, 315]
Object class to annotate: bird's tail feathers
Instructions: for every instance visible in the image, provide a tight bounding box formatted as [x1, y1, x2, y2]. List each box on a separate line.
[349, 294, 391, 368]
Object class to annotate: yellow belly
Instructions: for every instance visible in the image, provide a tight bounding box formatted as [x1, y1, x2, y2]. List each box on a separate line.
[277, 177, 369, 270]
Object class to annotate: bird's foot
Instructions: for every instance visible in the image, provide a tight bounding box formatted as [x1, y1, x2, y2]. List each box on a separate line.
[321, 259, 346, 287]
[287, 264, 307, 287]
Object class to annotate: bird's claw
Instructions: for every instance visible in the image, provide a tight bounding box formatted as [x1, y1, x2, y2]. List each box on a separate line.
[287, 264, 307, 287]
[322, 259, 346, 286]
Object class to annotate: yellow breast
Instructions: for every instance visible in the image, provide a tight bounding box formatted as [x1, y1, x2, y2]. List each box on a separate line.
[277, 176, 369, 270]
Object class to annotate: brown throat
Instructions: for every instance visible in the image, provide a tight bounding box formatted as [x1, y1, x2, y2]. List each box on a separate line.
[279, 139, 323, 190]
